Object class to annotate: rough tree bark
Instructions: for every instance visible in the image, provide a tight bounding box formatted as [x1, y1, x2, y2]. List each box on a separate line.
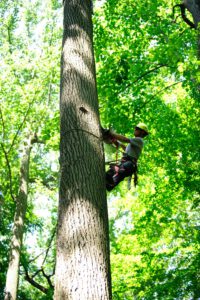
[54, 0, 112, 299]
[4, 134, 36, 300]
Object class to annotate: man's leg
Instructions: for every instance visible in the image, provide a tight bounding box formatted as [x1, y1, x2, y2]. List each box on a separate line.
[106, 164, 120, 190]
[106, 165, 115, 183]
[112, 161, 134, 187]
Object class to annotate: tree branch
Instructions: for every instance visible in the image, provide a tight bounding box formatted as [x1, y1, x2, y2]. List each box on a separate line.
[7, 25, 13, 54]
[0, 104, 6, 140]
[123, 64, 172, 92]
[41, 268, 54, 289]
[32, 268, 42, 279]
[23, 225, 56, 266]
[31, 133, 45, 145]
[133, 81, 183, 115]
[21, 238, 56, 292]
[132, 64, 168, 84]
[23, 265, 48, 294]
[25, 251, 45, 265]
[42, 226, 57, 266]
[29, 176, 56, 189]
[8, 100, 35, 154]
[0, 143, 15, 202]
[173, 4, 196, 29]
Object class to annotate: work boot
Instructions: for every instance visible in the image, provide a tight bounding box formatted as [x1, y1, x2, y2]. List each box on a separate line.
[106, 182, 115, 191]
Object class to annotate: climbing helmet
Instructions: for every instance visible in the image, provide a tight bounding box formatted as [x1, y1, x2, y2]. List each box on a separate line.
[136, 123, 149, 134]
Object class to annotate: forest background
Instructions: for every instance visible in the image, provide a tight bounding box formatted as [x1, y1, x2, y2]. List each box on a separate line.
[0, 0, 199, 299]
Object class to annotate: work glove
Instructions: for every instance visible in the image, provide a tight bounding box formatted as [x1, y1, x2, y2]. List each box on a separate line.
[101, 127, 116, 144]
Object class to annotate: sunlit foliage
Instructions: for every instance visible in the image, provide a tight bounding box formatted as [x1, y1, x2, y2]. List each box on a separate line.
[0, 0, 199, 299]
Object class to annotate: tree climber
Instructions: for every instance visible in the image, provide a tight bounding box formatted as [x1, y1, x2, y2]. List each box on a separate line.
[102, 123, 149, 191]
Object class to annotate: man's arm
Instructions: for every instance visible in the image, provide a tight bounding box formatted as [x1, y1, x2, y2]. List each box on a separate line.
[111, 132, 130, 143]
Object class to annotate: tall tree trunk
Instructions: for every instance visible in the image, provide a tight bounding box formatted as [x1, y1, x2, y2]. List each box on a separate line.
[54, 1, 112, 299]
[4, 134, 35, 300]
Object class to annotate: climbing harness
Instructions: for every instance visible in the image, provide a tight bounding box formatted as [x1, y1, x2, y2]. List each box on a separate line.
[106, 154, 138, 191]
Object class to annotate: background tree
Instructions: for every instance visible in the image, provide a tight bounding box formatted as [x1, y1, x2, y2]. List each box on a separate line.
[0, 0, 61, 298]
[4, 133, 40, 300]
[54, 0, 112, 299]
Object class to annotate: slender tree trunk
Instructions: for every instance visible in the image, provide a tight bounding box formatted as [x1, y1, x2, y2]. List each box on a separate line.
[4, 134, 35, 300]
[54, 1, 112, 299]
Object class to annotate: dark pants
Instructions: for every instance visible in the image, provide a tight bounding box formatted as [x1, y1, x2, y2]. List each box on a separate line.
[106, 159, 136, 191]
